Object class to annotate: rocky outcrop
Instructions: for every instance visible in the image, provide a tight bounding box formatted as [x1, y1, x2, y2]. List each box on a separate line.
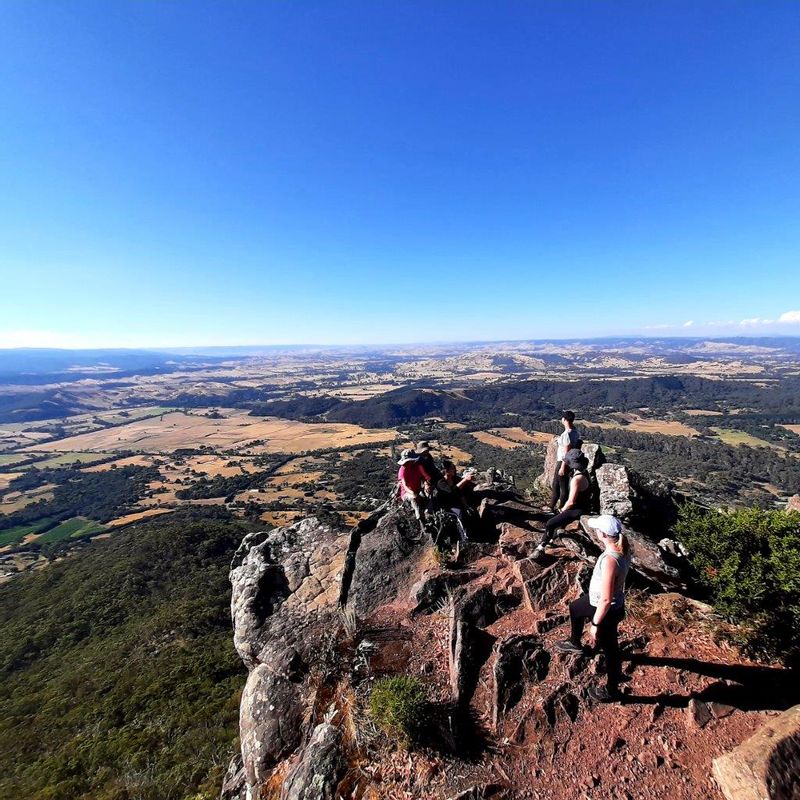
[229, 517, 348, 794]
[224, 459, 783, 800]
[788, 494, 800, 513]
[713, 704, 800, 800]
[281, 723, 344, 800]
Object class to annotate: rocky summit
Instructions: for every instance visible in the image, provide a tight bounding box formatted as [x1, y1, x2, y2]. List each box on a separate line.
[221, 443, 800, 800]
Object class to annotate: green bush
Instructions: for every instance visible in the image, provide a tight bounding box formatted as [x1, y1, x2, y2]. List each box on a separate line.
[675, 503, 800, 665]
[368, 676, 428, 744]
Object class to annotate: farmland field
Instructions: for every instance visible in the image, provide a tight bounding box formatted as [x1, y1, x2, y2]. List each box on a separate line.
[36, 517, 107, 543]
[24, 410, 397, 455]
[711, 427, 781, 449]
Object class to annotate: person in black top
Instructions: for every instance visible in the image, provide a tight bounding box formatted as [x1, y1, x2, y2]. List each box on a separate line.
[416, 440, 443, 491]
[534, 449, 592, 557]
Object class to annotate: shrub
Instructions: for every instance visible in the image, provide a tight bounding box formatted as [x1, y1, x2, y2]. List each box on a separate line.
[368, 676, 428, 744]
[675, 503, 800, 665]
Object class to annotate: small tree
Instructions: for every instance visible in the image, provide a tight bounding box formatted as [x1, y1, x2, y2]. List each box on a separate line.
[675, 503, 800, 665]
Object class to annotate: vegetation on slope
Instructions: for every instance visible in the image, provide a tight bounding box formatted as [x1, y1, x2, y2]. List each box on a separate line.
[675, 504, 800, 666]
[0, 507, 249, 800]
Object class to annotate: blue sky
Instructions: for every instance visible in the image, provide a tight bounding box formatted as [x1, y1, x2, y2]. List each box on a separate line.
[1, 1, 799, 347]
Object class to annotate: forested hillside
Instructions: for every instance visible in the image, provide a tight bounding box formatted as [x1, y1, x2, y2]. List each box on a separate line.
[0, 508, 249, 800]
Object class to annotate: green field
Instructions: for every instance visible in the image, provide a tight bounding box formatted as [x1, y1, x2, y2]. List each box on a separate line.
[32, 452, 110, 469]
[36, 517, 106, 544]
[0, 519, 56, 547]
[711, 427, 780, 449]
[0, 454, 34, 467]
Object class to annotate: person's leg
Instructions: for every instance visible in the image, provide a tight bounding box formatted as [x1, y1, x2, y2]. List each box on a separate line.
[597, 610, 624, 692]
[549, 461, 563, 508]
[569, 594, 594, 644]
[405, 495, 422, 520]
[539, 507, 582, 548]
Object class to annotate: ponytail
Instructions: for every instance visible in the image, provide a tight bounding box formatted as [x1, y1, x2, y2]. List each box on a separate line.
[620, 532, 631, 559]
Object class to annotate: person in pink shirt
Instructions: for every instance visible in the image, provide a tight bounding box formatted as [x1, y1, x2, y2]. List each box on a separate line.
[396, 448, 430, 522]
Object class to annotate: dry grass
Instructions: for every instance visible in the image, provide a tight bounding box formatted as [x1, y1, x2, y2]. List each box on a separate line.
[23, 409, 397, 455]
[683, 409, 724, 417]
[105, 508, 173, 527]
[470, 430, 522, 449]
[780, 423, 800, 436]
[582, 415, 701, 437]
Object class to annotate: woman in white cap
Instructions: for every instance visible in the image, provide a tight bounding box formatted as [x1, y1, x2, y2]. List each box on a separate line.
[556, 514, 631, 703]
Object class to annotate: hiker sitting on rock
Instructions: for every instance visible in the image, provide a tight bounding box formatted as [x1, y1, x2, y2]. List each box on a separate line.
[556, 514, 631, 703]
[543, 410, 581, 513]
[435, 460, 474, 519]
[396, 449, 430, 522]
[416, 440, 443, 495]
[534, 449, 592, 558]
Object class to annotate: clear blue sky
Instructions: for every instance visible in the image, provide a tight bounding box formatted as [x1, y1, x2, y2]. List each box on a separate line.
[1, 1, 799, 347]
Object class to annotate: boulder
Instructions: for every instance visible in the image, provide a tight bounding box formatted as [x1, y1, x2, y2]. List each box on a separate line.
[281, 723, 344, 800]
[713, 704, 800, 800]
[581, 443, 606, 474]
[240, 662, 304, 786]
[788, 494, 800, 513]
[493, 634, 550, 727]
[229, 518, 349, 793]
[499, 523, 539, 560]
[595, 463, 634, 520]
[219, 753, 247, 800]
[344, 504, 432, 618]
[536, 437, 559, 492]
[517, 561, 571, 613]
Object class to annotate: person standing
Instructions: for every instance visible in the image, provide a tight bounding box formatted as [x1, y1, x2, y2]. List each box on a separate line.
[544, 411, 581, 512]
[534, 448, 592, 557]
[556, 514, 631, 703]
[416, 440, 443, 491]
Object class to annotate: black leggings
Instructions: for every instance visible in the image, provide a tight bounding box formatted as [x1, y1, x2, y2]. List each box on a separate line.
[549, 461, 568, 508]
[540, 507, 584, 547]
[569, 594, 624, 690]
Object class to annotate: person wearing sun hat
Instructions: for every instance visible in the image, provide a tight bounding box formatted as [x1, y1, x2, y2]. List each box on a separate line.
[556, 514, 632, 703]
[534, 448, 592, 558]
[396, 448, 427, 522]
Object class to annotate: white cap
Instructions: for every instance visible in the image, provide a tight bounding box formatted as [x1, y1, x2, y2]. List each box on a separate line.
[587, 514, 623, 538]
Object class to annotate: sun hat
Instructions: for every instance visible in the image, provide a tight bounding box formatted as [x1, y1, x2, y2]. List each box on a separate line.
[563, 449, 589, 471]
[397, 448, 419, 465]
[587, 514, 623, 538]
[416, 440, 432, 453]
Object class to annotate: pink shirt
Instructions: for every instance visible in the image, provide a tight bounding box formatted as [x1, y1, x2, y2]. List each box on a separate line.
[397, 462, 425, 496]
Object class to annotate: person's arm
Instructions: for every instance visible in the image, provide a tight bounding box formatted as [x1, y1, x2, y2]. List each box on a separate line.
[588, 557, 617, 645]
[561, 475, 580, 510]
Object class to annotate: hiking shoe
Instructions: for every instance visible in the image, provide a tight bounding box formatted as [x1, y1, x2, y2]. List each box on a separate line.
[532, 544, 546, 560]
[555, 640, 583, 654]
[587, 686, 620, 704]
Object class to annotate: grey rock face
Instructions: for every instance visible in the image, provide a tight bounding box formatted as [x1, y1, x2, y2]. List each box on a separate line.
[240, 663, 304, 785]
[595, 463, 635, 520]
[345, 503, 431, 618]
[229, 517, 349, 795]
[219, 752, 247, 800]
[281, 723, 344, 800]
